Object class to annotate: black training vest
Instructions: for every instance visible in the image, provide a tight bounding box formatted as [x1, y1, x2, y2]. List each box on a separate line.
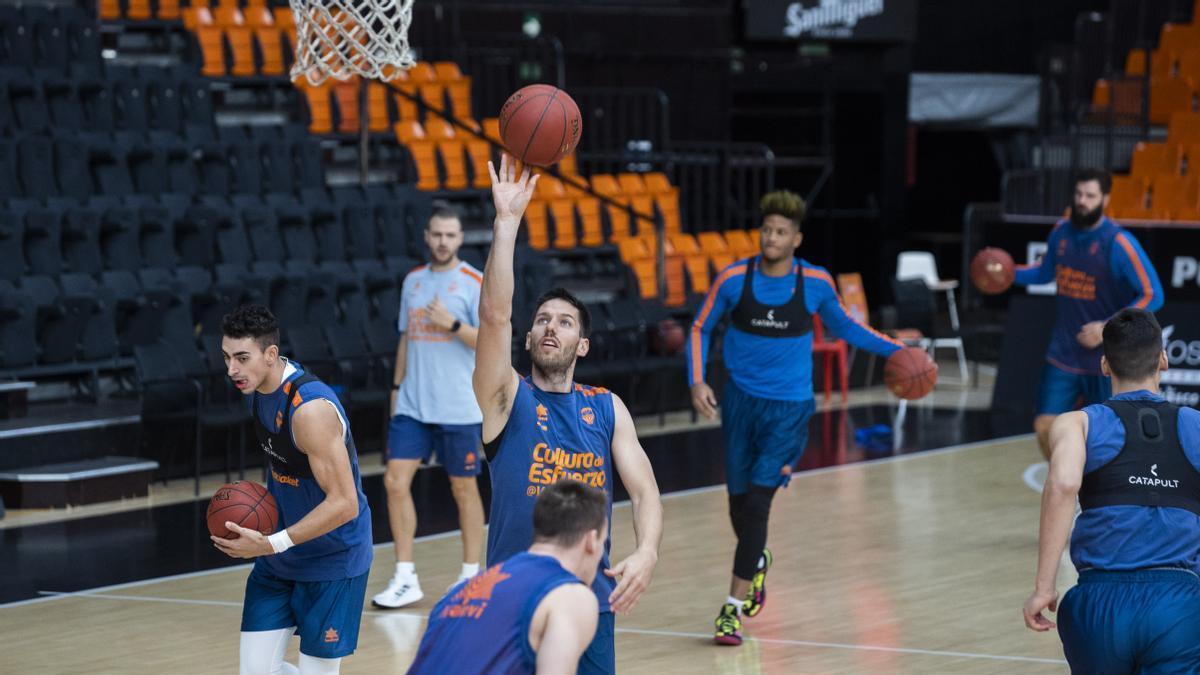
[253, 372, 322, 480]
[729, 256, 813, 338]
[1080, 400, 1200, 516]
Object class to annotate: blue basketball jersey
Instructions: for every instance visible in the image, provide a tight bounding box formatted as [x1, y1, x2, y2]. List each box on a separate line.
[1071, 390, 1200, 574]
[485, 378, 616, 610]
[407, 552, 583, 674]
[251, 360, 373, 581]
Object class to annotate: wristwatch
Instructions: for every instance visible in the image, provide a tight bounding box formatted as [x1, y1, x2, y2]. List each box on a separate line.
[450, 319, 462, 333]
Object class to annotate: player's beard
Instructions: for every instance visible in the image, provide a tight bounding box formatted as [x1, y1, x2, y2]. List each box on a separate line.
[1069, 203, 1102, 229]
[530, 342, 577, 385]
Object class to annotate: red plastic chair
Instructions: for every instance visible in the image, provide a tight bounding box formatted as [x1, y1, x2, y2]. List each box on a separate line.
[811, 314, 848, 404]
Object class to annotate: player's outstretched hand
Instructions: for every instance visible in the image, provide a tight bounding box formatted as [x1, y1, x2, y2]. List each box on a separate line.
[1022, 588, 1058, 632]
[487, 153, 538, 226]
[211, 522, 274, 559]
[605, 548, 658, 615]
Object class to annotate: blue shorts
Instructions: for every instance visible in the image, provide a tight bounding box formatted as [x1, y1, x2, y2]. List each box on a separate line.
[1036, 363, 1111, 416]
[1058, 569, 1200, 674]
[721, 381, 815, 494]
[578, 611, 615, 675]
[387, 414, 482, 477]
[241, 564, 369, 659]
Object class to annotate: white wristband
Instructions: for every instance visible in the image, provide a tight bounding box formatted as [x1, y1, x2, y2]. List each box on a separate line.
[268, 530, 295, 554]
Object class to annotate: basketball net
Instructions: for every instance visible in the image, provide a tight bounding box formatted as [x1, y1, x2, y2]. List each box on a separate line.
[289, 0, 415, 85]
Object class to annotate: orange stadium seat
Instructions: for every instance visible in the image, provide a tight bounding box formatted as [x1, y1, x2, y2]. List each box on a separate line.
[663, 255, 687, 306]
[272, 7, 295, 32]
[559, 153, 579, 177]
[1150, 77, 1197, 125]
[723, 229, 759, 257]
[1125, 49, 1175, 79]
[1187, 144, 1200, 176]
[366, 82, 392, 133]
[668, 233, 701, 256]
[186, 8, 227, 78]
[408, 62, 437, 83]
[1130, 142, 1183, 177]
[1152, 174, 1200, 219]
[419, 83, 447, 115]
[524, 201, 551, 250]
[244, 5, 273, 26]
[548, 200, 578, 249]
[298, 82, 333, 134]
[617, 173, 648, 196]
[482, 118, 501, 144]
[462, 135, 493, 189]
[423, 119, 469, 190]
[1168, 112, 1200, 146]
[1178, 49, 1200, 82]
[333, 81, 361, 133]
[576, 196, 603, 247]
[535, 175, 567, 200]
[394, 120, 441, 191]
[697, 231, 730, 256]
[99, 0, 120, 20]
[127, 0, 152, 21]
[226, 27, 258, 77]
[1109, 175, 1153, 220]
[1160, 23, 1200, 55]
[1091, 78, 1145, 117]
[156, 0, 181, 20]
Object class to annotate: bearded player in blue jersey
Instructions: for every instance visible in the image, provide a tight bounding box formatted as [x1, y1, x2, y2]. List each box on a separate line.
[214, 305, 373, 675]
[687, 190, 905, 645]
[472, 154, 664, 675]
[1025, 309, 1200, 672]
[1013, 169, 1163, 461]
[408, 480, 608, 674]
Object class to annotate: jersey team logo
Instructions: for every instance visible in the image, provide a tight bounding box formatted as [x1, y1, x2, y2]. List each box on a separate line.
[536, 403, 549, 431]
[439, 565, 512, 619]
[1089, 241, 1100, 256]
[324, 627, 339, 643]
[580, 407, 595, 425]
[274, 410, 283, 430]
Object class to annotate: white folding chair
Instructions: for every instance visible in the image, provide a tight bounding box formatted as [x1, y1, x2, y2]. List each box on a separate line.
[896, 251, 968, 386]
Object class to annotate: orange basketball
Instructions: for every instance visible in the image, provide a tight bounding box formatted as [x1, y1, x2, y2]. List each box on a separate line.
[651, 319, 686, 356]
[498, 84, 582, 167]
[883, 347, 938, 400]
[206, 481, 278, 539]
[970, 247, 1015, 295]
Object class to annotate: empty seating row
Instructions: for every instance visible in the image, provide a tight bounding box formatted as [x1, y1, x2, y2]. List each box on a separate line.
[298, 62, 474, 135]
[0, 132, 323, 199]
[0, 187, 434, 280]
[1109, 173, 1200, 220]
[616, 230, 761, 306]
[0, 5, 102, 78]
[523, 172, 683, 251]
[0, 67, 214, 136]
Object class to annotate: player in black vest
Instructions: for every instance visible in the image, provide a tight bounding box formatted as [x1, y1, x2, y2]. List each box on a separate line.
[1025, 308, 1200, 672]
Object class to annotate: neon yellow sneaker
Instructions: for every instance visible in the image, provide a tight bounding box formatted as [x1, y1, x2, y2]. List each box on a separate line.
[713, 603, 743, 646]
[742, 548, 772, 617]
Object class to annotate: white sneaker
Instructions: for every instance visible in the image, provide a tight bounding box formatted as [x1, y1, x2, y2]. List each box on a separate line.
[372, 574, 424, 609]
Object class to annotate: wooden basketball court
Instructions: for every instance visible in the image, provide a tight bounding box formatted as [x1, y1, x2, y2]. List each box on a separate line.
[1, 434, 1070, 674]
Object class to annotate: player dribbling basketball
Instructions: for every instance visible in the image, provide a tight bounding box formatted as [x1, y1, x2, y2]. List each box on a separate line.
[215, 305, 374, 675]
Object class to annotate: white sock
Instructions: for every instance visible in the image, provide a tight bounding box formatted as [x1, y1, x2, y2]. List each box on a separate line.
[396, 562, 415, 578]
[461, 563, 480, 578]
[758, 554, 765, 568]
[726, 595, 742, 612]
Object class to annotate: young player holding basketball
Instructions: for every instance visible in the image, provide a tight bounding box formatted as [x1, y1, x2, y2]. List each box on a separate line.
[474, 154, 663, 675]
[1012, 169, 1162, 460]
[408, 480, 608, 674]
[1024, 309, 1200, 672]
[686, 190, 906, 645]
[373, 202, 487, 610]
[214, 305, 373, 675]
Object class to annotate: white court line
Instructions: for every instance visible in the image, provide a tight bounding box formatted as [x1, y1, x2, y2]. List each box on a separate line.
[2, 432, 1033, 610]
[1023, 461, 1048, 494]
[614, 627, 1067, 666]
[25, 590, 1065, 666]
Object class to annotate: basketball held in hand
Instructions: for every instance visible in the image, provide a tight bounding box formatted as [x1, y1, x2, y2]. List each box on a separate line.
[970, 247, 1015, 295]
[498, 84, 582, 167]
[884, 347, 938, 400]
[207, 481, 278, 539]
